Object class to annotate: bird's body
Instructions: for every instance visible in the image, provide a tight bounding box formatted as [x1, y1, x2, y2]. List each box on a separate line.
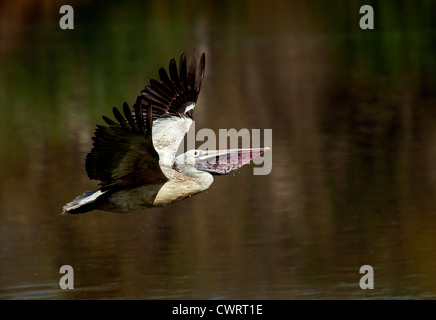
[63, 49, 268, 214]
[99, 162, 214, 213]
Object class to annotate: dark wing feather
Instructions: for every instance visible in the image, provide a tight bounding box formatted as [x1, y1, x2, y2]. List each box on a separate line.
[102, 115, 118, 126]
[179, 52, 188, 92]
[85, 102, 167, 189]
[133, 49, 206, 122]
[113, 107, 130, 130]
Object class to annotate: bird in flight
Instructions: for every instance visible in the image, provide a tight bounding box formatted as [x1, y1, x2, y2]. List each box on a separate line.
[63, 49, 269, 214]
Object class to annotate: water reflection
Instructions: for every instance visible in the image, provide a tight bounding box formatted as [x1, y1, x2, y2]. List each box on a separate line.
[1, 0, 436, 299]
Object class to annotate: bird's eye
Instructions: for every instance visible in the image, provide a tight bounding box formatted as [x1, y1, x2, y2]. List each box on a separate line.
[194, 151, 198, 156]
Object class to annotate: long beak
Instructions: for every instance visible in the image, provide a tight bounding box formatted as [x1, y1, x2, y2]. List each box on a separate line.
[194, 147, 270, 175]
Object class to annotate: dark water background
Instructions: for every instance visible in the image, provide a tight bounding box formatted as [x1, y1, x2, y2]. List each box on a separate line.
[1, 0, 436, 299]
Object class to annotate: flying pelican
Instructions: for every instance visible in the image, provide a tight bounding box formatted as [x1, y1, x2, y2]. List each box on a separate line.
[63, 49, 269, 214]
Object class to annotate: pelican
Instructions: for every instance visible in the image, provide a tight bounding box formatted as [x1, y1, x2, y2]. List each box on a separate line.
[63, 49, 269, 214]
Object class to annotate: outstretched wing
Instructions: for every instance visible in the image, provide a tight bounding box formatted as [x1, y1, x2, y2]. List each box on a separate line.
[132, 49, 206, 166]
[85, 102, 167, 189]
[135, 48, 206, 120]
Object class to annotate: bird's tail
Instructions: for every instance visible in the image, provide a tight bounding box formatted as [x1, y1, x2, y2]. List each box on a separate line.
[63, 190, 107, 214]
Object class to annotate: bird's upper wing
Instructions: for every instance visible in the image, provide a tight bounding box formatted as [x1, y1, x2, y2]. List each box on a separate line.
[135, 49, 205, 120]
[132, 49, 206, 166]
[85, 102, 168, 189]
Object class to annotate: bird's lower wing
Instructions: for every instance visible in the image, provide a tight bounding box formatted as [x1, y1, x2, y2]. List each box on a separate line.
[85, 102, 167, 189]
